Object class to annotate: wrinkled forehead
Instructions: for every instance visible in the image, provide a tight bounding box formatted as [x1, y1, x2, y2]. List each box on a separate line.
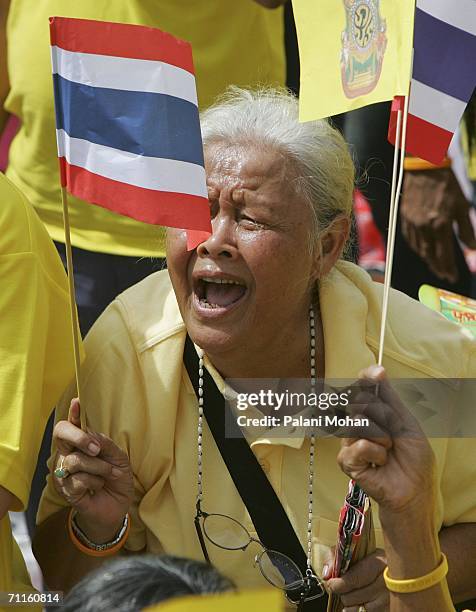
[204, 142, 291, 193]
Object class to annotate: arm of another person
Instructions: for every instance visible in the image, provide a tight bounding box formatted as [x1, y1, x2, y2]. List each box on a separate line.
[0, 0, 11, 133]
[0, 176, 79, 595]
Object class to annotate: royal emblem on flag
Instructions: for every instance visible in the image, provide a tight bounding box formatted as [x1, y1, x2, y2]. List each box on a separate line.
[340, 0, 387, 99]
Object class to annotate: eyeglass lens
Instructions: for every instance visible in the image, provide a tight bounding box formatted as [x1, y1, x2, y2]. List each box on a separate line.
[203, 513, 251, 550]
[257, 549, 303, 589]
[203, 514, 304, 590]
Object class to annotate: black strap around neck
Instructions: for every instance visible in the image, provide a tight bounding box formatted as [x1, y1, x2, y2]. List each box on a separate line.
[183, 334, 328, 611]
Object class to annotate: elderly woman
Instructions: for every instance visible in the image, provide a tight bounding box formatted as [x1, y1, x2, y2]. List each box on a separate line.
[34, 89, 475, 611]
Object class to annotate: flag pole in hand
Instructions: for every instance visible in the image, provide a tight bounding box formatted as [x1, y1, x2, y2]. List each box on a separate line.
[50, 15, 213, 432]
[60, 186, 85, 430]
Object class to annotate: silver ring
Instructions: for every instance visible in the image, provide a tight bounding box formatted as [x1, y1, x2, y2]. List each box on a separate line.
[54, 456, 70, 479]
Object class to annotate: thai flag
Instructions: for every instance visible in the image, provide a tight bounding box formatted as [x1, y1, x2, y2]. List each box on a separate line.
[49, 17, 211, 234]
[388, 0, 476, 165]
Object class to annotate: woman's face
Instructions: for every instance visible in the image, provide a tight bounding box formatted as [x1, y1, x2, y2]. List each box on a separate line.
[167, 143, 318, 356]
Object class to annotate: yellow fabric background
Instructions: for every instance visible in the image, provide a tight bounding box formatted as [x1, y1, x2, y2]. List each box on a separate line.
[38, 261, 476, 600]
[292, 0, 414, 120]
[147, 589, 282, 612]
[4, 0, 285, 257]
[0, 173, 77, 604]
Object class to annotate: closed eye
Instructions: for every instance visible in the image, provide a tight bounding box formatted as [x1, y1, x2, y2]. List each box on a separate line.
[239, 214, 266, 229]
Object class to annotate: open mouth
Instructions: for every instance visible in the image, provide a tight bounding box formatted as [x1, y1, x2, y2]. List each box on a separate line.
[194, 277, 247, 311]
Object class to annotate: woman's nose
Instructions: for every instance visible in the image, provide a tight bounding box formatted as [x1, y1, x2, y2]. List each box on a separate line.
[196, 216, 238, 259]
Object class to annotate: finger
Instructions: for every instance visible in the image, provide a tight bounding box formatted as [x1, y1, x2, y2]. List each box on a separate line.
[322, 546, 336, 580]
[352, 390, 379, 405]
[54, 420, 101, 457]
[347, 393, 396, 442]
[361, 591, 389, 611]
[58, 472, 105, 506]
[339, 573, 386, 606]
[68, 398, 82, 428]
[338, 439, 388, 478]
[349, 394, 402, 439]
[62, 451, 123, 480]
[373, 387, 424, 439]
[337, 414, 392, 448]
[358, 366, 421, 430]
[327, 550, 386, 594]
[53, 453, 71, 483]
[352, 376, 379, 395]
[348, 591, 390, 612]
[95, 433, 130, 467]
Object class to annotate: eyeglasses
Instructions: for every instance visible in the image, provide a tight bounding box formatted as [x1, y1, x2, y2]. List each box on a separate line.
[194, 502, 325, 606]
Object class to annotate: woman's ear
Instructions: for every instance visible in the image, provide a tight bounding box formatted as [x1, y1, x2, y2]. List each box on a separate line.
[313, 215, 351, 279]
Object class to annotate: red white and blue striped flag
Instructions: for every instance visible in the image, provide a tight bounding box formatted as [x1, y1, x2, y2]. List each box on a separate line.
[388, 0, 476, 165]
[49, 17, 211, 236]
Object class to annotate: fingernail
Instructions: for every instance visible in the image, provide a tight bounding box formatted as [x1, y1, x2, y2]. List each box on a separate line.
[88, 442, 100, 455]
[322, 564, 330, 579]
[112, 467, 122, 478]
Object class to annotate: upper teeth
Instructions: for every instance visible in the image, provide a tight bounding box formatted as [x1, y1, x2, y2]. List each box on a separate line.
[202, 278, 243, 285]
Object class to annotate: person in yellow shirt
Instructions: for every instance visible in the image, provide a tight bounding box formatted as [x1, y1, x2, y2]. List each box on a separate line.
[0, 0, 285, 333]
[34, 89, 476, 611]
[0, 0, 285, 534]
[0, 172, 77, 604]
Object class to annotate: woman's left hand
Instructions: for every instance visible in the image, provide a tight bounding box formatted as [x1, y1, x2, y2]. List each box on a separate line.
[336, 364, 436, 517]
[333, 365, 439, 610]
[325, 548, 388, 611]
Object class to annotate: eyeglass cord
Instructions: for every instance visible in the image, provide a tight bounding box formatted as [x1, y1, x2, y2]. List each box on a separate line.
[196, 304, 317, 580]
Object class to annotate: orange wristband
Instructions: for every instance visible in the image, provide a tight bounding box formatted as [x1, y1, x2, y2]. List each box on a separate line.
[67, 508, 130, 557]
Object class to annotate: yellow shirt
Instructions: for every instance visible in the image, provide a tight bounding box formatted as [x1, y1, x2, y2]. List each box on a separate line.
[4, 0, 285, 258]
[0, 174, 77, 602]
[38, 261, 476, 592]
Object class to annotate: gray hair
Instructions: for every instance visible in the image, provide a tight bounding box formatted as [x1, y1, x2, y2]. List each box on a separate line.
[200, 87, 355, 255]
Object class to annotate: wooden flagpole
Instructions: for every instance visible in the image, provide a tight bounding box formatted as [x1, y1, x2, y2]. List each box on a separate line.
[377, 40, 415, 367]
[377, 104, 404, 366]
[61, 186, 86, 430]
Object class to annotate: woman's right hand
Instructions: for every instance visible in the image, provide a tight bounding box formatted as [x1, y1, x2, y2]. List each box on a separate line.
[53, 398, 134, 542]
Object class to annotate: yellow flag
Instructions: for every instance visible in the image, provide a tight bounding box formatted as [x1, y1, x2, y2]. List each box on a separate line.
[145, 589, 283, 612]
[293, 0, 415, 120]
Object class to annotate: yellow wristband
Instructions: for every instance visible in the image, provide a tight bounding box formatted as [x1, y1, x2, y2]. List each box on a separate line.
[383, 553, 448, 594]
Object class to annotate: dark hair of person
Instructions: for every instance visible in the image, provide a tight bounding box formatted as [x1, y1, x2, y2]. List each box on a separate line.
[463, 87, 476, 155]
[58, 555, 234, 612]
